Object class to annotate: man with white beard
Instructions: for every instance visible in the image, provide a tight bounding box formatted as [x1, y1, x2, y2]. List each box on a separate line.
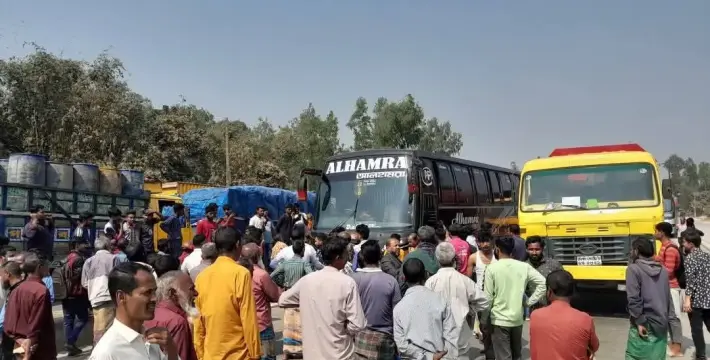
[144, 270, 199, 360]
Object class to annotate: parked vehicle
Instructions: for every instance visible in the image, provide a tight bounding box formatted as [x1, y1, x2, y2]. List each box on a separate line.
[517, 143, 664, 291]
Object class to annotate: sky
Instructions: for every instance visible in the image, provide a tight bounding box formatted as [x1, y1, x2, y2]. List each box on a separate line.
[1, 1, 709, 169]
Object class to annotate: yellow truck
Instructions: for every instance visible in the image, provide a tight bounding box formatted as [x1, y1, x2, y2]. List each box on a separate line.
[147, 181, 216, 248]
[517, 144, 665, 290]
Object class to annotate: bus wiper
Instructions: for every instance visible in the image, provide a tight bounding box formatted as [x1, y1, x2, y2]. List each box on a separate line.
[332, 198, 360, 232]
[542, 203, 584, 215]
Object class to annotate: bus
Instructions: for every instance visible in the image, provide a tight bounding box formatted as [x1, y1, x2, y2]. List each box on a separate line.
[517, 143, 666, 290]
[297, 149, 519, 245]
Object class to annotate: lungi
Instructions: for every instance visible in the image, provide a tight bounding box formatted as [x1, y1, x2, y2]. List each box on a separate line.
[625, 325, 667, 360]
[354, 328, 397, 360]
[92, 302, 116, 344]
[282, 308, 303, 356]
[260, 326, 277, 360]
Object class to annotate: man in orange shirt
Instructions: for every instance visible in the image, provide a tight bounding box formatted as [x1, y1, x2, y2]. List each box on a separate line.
[529, 270, 599, 360]
[194, 227, 261, 360]
[653, 222, 684, 357]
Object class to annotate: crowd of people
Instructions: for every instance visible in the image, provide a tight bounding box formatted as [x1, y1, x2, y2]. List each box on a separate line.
[1, 201, 710, 360]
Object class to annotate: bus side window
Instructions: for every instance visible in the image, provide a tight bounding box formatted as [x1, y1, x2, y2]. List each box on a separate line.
[499, 173, 513, 202]
[436, 162, 456, 204]
[452, 165, 474, 205]
[488, 171, 502, 203]
[472, 168, 491, 205]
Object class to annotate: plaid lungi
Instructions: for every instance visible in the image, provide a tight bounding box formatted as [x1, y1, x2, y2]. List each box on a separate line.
[282, 308, 303, 355]
[260, 326, 277, 360]
[354, 328, 397, 360]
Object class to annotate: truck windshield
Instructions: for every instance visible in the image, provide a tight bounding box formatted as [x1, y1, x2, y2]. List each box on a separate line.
[521, 163, 658, 212]
[315, 175, 412, 230]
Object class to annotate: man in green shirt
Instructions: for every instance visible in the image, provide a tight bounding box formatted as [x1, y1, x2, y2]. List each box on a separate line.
[484, 237, 546, 360]
[403, 226, 440, 275]
[398, 226, 440, 294]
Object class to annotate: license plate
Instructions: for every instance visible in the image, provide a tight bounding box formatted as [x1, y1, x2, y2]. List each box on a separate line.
[576, 255, 602, 266]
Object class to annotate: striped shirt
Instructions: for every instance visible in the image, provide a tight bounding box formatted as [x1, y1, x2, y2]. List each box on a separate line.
[270, 257, 313, 288]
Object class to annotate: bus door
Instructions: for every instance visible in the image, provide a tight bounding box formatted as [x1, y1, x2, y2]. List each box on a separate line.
[419, 159, 438, 227]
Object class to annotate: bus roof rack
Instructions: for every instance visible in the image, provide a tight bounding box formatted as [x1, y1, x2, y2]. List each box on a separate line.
[549, 143, 646, 157]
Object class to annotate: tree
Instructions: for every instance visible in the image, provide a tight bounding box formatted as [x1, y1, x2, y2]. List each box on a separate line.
[347, 94, 463, 156]
[698, 162, 710, 192]
[0, 47, 152, 166]
[346, 97, 374, 151]
[663, 154, 710, 215]
[663, 154, 685, 180]
[1, 46, 468, 189]
[418, 118, 463, 155]
[271, 104, 341, 188]
[129, 105, 215, 183]
[0, 45, 87, 158]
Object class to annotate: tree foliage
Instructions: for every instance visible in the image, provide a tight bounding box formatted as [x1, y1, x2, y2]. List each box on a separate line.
[663, 154, 710, 215]
[1, 47, 464, 189]
[347, 95, 463, 155]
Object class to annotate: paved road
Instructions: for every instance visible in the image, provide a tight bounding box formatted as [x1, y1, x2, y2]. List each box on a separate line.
[61, 222, 710, 359]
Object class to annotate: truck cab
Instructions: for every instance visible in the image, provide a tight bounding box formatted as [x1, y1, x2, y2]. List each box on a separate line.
[517, 144, 665, 291]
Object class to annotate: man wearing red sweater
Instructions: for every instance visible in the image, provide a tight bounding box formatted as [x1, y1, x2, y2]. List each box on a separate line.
[654, 221, 684, 357]
[196, 203, 218, 241]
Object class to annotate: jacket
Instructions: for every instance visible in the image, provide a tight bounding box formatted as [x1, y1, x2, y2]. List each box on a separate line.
[381, 252, 402, 279]
[275, 214, 294, 243]
[140, 222, 156, 256]
[626, 258, 674, 337]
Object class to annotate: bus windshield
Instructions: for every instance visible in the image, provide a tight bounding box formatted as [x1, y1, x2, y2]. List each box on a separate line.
[315, 175, 412, 230]
[521, 163, 658, 212]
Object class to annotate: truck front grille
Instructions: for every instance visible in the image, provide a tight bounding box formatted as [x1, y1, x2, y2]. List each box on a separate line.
[545, 236, 632, 265]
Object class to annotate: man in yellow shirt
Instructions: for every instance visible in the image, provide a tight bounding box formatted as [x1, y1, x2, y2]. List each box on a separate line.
[194, 227, 261, 360]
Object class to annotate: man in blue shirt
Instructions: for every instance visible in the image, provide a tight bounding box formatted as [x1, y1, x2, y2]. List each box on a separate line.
[160, 203, 186, 259]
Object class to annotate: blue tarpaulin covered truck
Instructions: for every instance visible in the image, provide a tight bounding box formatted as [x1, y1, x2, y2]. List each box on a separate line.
[179, 185, 316, 228]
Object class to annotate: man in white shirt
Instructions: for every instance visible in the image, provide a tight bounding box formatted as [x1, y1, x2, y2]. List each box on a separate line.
[89, 262, 179, 360]
[278, 236, 367, 359]
[103, 207, 123, 235]
[73, 211, 95, 245]
[292, 206, 305, 225]
[249, 207, 267, 230]
[270, 225, 323, 270]
[180, 234, 207, 275]
[426, 242, 490, 359]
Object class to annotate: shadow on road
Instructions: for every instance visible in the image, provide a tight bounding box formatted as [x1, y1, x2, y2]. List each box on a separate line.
[571, 288, 629, 318]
